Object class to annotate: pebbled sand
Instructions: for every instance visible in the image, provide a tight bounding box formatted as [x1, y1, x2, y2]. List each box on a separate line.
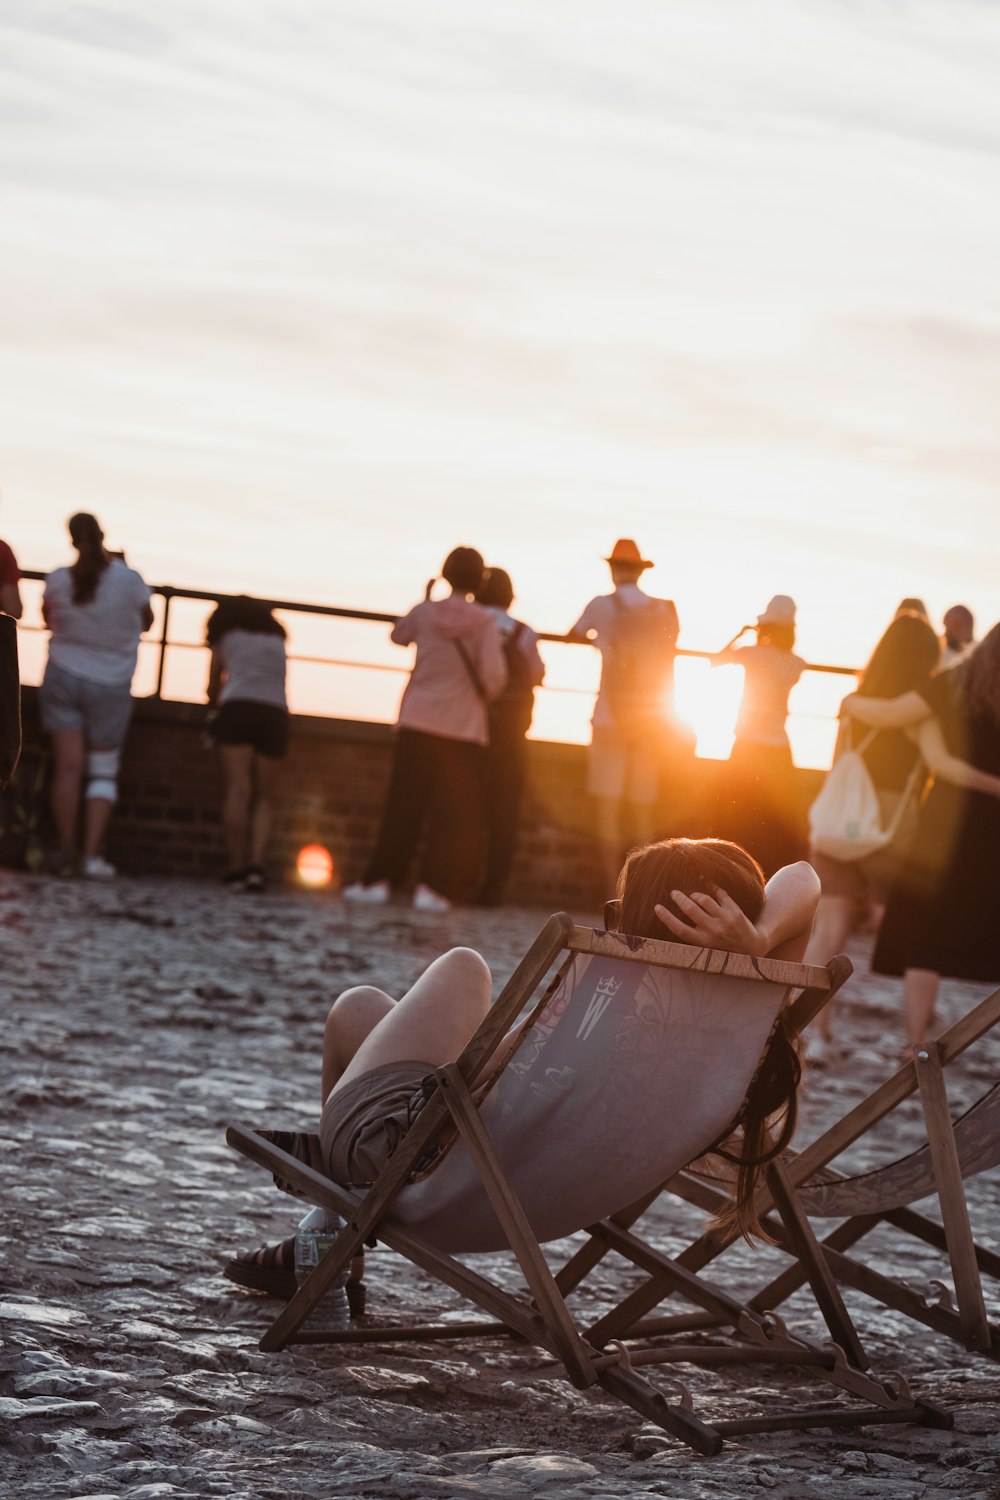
[2, 871, 999, 1498]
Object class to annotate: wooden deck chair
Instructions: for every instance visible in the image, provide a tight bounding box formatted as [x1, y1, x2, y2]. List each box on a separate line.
[660, 983, 1000, 1361]
[227, 914, 949, 1456]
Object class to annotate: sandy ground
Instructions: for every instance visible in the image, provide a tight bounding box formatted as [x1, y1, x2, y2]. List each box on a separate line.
[2, 871, 999, 1499]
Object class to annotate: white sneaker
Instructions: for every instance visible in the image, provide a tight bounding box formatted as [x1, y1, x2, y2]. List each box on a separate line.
[341, 879, 390, 905]
[412, 883, 451, 914]
[82, 855, 116, 881]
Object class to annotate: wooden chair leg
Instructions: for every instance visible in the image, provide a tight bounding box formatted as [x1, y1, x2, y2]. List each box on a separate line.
[915, 1045, 991, 1351]
[764, 1159, 868, 1370]
[436, 1065, 598, 1389]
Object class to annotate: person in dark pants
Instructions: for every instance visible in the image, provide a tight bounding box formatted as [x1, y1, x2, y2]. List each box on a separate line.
[474, 568, 545, 905]
[343, 548, 506, 914]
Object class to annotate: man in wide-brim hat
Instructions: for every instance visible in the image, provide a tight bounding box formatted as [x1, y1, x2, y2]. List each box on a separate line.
[567, 540, 681, 896]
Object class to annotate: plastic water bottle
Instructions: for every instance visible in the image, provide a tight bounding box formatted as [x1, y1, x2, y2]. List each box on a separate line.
[294, 1206, 351, 1333]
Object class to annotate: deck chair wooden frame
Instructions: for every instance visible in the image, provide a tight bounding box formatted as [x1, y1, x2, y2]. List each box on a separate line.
[227, 914, 950, 1456]
[657, 984, 1000, 1361]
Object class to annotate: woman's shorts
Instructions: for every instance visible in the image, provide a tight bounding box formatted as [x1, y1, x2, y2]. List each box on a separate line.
[39, 663, 134, 748]
[216, 700, 290, 758]
[319, 1059, 437, 1186]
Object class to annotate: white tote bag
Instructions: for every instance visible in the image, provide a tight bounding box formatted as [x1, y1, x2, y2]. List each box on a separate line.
[809, 729, 920, 863]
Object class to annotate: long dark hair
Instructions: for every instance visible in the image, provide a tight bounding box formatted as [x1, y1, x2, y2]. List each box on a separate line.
[857, 611, 940, 700]
[956, 621, 1000, 729]
[68, 513, 109, 605]
[206, 596, 287, 646]
[613, 837, 801, 1244]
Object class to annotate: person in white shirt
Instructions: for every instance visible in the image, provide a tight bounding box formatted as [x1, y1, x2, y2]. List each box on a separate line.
[39, 513, 153, 878]
[206, 596, 290, 892]
[713, 594, 806, 876]
[567, 539, 679, 897]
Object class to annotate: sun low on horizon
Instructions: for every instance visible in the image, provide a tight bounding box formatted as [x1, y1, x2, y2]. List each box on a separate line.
[2, 1, 999, 769]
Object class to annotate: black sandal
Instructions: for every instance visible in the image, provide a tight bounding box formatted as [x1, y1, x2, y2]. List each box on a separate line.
[224, 1236, 298, 1299]
[225, 1237, 368, 1314]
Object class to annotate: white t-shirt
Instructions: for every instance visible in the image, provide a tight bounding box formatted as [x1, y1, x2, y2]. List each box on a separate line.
[44, 560, 152, 687]
[570, 584, 679, 729]
[216, 629, 288, 709]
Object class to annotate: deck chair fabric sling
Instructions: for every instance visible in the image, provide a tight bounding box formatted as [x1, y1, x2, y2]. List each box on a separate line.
[227, 913, 949, 1456]
[665, 982, 1000, 1360]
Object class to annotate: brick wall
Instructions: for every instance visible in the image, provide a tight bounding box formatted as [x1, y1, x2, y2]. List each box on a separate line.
[9, 689, 824, 908]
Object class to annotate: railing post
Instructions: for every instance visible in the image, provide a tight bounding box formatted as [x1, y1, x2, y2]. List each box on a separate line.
[153, 589, 173, 699]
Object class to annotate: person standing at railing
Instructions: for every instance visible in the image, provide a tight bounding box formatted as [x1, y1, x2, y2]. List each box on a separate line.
[474, 566, 545, 906]
[566, 538, 679, 899]
[38, 512, 153, 879]
[343, 546, 505, 914]
[205, 596, 290, 892]
[712, 595, 806, 877]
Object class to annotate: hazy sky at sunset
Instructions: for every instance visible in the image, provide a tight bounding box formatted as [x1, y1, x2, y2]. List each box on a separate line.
[2, 2, 999, 755]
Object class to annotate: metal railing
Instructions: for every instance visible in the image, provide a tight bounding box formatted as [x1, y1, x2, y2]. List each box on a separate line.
[19, 569, 858, 691]
[15, 571, 859, 764]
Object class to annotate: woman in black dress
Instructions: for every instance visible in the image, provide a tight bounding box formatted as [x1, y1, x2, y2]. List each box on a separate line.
[841, 623, 1000, 1054]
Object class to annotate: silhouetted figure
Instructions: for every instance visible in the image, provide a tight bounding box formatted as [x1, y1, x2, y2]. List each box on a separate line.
[842, 623, 1000, 1055]
[940, 604, 975, 668]
[804, 611, 940, 1061]
[474, 567, 545, 905]
[568, 539, 679, 897]
[39, 513, 153, 878]
[206, 596, 290, 892]
[0, 533, 22, 620]
[714, 595, 805, 876]
[343, 547, 505, 913]
[895, 597, 929, 620]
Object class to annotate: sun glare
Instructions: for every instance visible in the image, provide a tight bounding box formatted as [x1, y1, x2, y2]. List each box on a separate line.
[297, 844, 334, 888]
[674, 659, 743, 761]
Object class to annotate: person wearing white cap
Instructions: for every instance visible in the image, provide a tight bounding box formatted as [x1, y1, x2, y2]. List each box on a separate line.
[567, 539, 680, 896]
[713, 596, 806, 876]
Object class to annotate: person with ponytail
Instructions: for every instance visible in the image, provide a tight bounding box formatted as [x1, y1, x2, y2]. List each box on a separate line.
[39, 513, 153, 878]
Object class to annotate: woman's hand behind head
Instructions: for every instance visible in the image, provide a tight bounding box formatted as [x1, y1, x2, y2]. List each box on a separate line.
[655, 887, 766, 957]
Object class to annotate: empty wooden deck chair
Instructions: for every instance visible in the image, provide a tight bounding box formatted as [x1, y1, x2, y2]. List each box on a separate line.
[227, 914, 949, 1456]
[662, 982, 1000, 1360]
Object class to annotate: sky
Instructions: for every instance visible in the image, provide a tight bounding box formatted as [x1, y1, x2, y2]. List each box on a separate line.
[2, 1, 999, 761]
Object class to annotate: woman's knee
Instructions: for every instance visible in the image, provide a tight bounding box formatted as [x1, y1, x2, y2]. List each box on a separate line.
[431, 947, 492, 1009]
[326, 985, 393, 1030]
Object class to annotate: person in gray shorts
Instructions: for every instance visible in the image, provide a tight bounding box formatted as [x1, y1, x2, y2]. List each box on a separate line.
[39, 513, 153, 878]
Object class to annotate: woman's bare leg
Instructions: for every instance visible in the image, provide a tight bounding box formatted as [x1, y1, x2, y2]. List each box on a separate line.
[220, 745, 253, 870]
[904, 967, 940, 1051]
[321, 986, 395, 1101]
[804, 894, 858, 1041]
[50, 728, 85, 853]
[322, 947, 492, 1104]
[249, 753, 277, 868]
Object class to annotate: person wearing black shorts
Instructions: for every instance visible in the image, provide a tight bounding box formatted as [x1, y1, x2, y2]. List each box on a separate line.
[206, 597, 290, 890]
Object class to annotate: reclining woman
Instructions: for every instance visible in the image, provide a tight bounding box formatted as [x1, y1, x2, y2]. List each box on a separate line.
[226, 837, 820, 1302]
